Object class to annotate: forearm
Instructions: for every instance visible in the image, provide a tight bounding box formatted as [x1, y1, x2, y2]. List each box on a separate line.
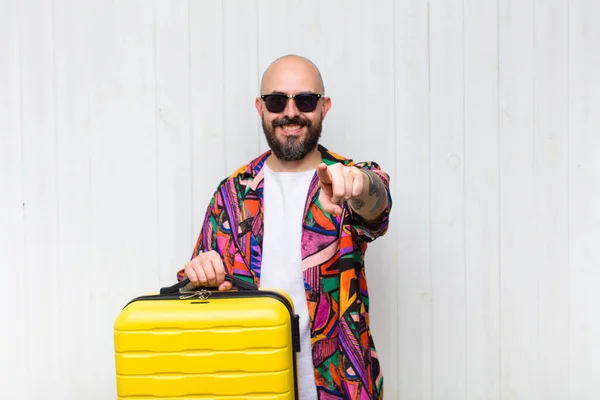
[349, 169, 389, 221]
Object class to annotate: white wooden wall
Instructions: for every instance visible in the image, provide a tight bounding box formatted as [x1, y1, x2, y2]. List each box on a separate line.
[1, 0, 598, 398]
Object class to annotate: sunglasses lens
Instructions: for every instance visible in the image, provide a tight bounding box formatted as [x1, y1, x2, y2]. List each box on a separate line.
[295, 94, 319, 112]
[264, 95, 288, 113]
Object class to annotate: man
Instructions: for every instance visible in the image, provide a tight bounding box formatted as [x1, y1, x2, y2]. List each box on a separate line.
[177, 54, 392, 399]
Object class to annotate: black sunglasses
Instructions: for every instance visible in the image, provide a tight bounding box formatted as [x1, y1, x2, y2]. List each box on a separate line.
[260, 93, 323, 113]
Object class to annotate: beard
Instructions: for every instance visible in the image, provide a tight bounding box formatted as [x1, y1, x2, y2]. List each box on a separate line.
[261, 114, 322, 162]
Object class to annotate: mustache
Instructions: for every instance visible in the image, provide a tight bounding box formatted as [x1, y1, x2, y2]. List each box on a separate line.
[272, 116, 312, 128]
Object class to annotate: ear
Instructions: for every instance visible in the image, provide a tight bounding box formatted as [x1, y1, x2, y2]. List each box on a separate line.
[255, 97, 263, 116]
[321, 96, 332, 120]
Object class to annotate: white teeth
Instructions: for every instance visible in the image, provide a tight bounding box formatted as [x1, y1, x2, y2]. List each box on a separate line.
[282, 124, 301, 130]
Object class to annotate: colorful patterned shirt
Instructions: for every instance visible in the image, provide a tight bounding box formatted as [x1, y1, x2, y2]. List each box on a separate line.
[177, 145, 392, 399]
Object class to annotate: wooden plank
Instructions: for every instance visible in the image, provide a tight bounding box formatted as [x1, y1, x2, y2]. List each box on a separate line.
[155, 0, 192, 285]
[394, 0, 432, 397]
[222, 0, 260, 174]
[17, 0, 60, 395]
[189, 0, 225, 242]
[75, 1, 120, 393]
[569, 0, 600, 398]
[86, 0, 157, 395]
[429, 0, 467, 397]
[463, 0, 501, 398]
[52, 0, 94, 396]
[256, 0, 321, 68]
[313, 0, 362, 156]
[533, 0, 570, 398]
[498, 0, 538, 397]
[0, 0, 26, 395]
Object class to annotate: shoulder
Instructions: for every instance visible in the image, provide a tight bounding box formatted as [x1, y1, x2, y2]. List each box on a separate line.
[210, 149, 271, 195]
[233, 149, 270, 179]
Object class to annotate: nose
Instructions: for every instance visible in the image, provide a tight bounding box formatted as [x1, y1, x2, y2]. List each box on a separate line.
[282, 96, 300, 117]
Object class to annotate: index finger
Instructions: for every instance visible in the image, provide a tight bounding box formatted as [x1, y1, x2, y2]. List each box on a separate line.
[316, 163, 330, 184]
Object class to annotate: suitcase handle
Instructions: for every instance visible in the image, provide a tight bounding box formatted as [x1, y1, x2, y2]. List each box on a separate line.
[160, 274, 258, 295]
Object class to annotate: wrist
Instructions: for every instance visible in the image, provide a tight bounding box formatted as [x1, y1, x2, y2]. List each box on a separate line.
[349, 169, 387, 218]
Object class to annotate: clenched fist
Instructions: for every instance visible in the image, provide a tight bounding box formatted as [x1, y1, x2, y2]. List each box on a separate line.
[184, 250, 232, 291]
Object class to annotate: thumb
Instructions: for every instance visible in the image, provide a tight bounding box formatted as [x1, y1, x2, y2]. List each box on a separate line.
[316, 163, 330, 184]
[218, 281, 233, 291]
[318, 187, 343, 216]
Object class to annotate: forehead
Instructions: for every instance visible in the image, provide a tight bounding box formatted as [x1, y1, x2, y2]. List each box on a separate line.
[261, 61, 322, 94]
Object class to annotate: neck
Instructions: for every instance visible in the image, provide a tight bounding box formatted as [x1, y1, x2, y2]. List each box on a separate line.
[266, 147, 321, 172]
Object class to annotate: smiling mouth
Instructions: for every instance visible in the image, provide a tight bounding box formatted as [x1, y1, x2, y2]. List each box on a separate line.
[279, 124, 304, 133]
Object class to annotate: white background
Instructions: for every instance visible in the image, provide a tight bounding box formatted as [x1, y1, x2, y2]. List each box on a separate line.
[1, 0, 599, 399]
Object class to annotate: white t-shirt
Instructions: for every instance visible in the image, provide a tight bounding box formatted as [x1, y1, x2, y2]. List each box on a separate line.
[259, 163, 318, 400]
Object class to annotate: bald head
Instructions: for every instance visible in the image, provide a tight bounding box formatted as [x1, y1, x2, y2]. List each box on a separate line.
[260, 54, 325, 95]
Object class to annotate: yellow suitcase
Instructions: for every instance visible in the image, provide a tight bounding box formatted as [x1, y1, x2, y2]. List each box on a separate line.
[114, 275, 301, 399]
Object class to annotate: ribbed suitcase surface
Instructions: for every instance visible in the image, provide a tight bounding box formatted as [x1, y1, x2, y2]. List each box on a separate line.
[114, 286, 300, 399]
